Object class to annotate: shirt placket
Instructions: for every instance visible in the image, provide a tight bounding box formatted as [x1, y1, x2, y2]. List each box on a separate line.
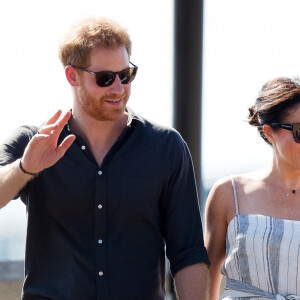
[79, 139, 108, 299]
[74, 122, 134, 300]
[94, 163, 107, 299]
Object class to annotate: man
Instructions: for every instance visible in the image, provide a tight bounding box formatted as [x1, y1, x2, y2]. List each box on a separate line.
[0, 17, 209, 300]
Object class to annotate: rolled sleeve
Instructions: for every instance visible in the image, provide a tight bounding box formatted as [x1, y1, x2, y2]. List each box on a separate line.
[0, 125, 38, 166]
[0, 125, 38, 200]
[162, 134, 209, 276]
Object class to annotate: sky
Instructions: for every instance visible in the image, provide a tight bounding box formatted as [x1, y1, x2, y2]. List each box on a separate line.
[202, 0, 300, 186]
[1, 0, 300, 260]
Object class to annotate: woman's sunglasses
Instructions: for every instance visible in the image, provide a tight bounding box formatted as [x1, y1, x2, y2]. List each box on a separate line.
[270, 123, 300, 143]
[70, 62, 138, 87]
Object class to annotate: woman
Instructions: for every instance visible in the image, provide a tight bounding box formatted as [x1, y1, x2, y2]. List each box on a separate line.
[205, 77, 300, 300]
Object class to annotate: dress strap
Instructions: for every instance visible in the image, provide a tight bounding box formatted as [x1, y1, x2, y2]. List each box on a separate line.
[231, 177, 239, 215]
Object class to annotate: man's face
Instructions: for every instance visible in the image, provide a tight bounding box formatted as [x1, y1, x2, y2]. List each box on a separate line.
[76, 46, 131, 121]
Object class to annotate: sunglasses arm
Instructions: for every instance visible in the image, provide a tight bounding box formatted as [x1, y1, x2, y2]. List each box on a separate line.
[69, 65, 97, 76]
[270, 123, 293, 131]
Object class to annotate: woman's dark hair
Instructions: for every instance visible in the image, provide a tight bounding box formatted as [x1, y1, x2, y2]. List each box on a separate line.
[248, 77, 300, 144]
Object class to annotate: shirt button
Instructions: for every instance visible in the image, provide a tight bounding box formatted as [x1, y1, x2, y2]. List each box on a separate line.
[98, 239, 103, 244]
[81, 145, 86, 150]
[98, 170, 103, 175]
[99, 271, 103, 276]
[98, 204, 103, 209]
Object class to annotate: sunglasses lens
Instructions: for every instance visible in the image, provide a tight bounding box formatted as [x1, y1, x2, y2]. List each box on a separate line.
[96, 71, 115, 87]
[95, 67, 137, 87]
[119, 67, 137, 84]
[294, 127, 300, 143]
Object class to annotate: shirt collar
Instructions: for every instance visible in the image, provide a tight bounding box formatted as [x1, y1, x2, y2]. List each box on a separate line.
[126, 106, 145, 126]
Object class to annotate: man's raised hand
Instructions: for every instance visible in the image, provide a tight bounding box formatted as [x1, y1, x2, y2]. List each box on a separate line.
[20, 110, 76, 175]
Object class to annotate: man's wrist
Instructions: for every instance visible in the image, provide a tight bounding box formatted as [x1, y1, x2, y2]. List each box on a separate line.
[18, 159, 39, 177]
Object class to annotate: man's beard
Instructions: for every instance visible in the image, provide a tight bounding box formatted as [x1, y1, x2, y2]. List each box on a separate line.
[77, 84, 128, 121]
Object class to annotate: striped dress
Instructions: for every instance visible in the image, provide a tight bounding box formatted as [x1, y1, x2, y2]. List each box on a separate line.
[220, 179, 300, 300]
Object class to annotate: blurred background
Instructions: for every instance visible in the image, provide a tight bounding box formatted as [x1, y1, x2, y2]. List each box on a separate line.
[1, 0, 300, 298]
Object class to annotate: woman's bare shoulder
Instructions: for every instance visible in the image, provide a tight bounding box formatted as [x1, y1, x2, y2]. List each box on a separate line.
[207, 176, 235, 210]
[207, 169, 269, 214]
[210, 175, 233, 192]
[233, 169, 269, 190]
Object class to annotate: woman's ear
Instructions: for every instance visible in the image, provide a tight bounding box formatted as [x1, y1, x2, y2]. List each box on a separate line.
[65, 65, 80, 87]
[262, 124, 274, 144]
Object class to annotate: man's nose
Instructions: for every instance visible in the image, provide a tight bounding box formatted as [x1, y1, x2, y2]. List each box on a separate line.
[110, 75, 125, 93]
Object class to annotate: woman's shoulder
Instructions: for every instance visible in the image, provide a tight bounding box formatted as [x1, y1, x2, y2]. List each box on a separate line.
[214, 169, 268, 186]
[232, 169, 269, 189]
[206, 176, 234, 212]
[207, 170, 268, 210]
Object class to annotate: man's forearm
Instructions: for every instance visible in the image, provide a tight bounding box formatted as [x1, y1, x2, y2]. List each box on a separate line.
[0, 159, 32, 208]
[174, 263, 209, 300]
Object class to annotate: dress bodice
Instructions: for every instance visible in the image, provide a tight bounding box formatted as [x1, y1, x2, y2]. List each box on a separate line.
[220, 178, 300, 299]
[221, 214, 300, 299]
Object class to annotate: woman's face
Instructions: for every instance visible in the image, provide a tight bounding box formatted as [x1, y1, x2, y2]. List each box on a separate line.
[271, 103, 300, 170]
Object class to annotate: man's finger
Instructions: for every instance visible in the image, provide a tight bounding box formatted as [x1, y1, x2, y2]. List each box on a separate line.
[56, 135, 76, 158]
[39, 123, 59, 135]
[44, 111, 72, 140]
[45, 110, 62, 126]
[56, 111, 72, 132]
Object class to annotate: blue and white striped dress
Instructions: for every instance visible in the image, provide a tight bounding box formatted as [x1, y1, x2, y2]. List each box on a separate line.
[220, 179, 300, 300]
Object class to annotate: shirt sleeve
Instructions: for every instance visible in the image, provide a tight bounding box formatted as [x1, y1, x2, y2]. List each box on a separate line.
[162, 132, 210, 276]
[0, 125, 38, 200]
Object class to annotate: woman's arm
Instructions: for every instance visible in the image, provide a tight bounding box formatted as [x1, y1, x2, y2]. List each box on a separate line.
[204, 177, 234, 300]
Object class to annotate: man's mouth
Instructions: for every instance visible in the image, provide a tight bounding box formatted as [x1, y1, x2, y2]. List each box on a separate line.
[106, 99, 121, 102]
[105, 99, 123, 105]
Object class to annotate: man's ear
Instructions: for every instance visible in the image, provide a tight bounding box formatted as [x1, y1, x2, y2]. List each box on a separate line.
[262, 124, 274, 144]
[65, 65, 80, 87]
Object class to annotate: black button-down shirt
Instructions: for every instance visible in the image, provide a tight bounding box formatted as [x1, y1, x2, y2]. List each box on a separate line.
[0, 108, 209, 300]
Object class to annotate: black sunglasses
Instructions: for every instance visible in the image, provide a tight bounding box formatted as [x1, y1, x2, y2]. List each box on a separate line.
[70, 62, 138, 87]
[270, 123, 300, 143]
